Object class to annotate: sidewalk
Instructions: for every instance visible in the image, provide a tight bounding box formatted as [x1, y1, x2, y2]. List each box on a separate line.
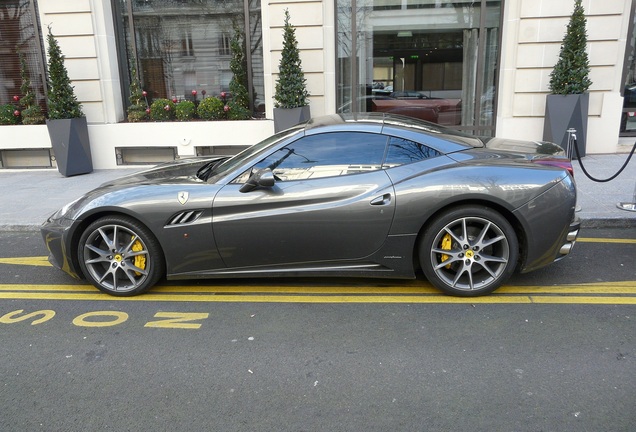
[0, 154, 634, 231]
[572, 153, 636, 227]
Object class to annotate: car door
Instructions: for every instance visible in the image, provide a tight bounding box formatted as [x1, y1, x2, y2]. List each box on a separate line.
[212, 131, 396, 268]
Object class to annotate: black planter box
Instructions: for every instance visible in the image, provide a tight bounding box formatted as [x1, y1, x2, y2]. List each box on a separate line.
[273, 105, 311, 133]
[46, 117, 93, 177]
[543, 93, 589, 158]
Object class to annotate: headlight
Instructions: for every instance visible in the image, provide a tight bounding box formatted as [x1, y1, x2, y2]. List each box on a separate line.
[54, 196, 83, 219]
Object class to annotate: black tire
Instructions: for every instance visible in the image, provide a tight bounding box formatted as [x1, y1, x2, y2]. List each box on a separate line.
[419, 205, 519, 296]
[77, 216, 165, 296]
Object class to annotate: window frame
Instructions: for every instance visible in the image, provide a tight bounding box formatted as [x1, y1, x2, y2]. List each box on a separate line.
[232, 130, 444, 184]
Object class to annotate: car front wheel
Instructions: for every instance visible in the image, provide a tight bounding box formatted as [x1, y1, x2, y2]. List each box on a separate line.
[420, 206, 519, 296]
[77, 216, 165, 296]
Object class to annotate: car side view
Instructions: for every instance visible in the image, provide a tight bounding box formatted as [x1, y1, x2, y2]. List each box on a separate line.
[41, 113, 580, 297]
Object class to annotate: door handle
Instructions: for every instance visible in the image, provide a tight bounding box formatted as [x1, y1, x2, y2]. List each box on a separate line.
[370, 193, 391, 206]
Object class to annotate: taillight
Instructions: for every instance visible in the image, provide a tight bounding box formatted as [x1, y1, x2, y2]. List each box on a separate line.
[533, 159, 575, 177]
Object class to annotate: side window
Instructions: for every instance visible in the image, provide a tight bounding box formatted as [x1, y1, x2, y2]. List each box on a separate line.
[383, 137, 441, 168]
[248, 132, 388, 181]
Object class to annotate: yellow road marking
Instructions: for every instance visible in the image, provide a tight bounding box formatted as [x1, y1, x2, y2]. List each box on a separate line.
[0, 292, 635, 304]
[577, 237, 636, 244]
[0, 281, 635, 295]
[0, 257, 52, 266]
[0, 281, 634, 304]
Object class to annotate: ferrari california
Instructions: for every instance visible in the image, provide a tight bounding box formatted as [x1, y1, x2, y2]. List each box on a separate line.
[41, 113, 580, 297]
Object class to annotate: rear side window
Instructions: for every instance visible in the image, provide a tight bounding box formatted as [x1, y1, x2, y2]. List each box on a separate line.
[383, 137, 441, 168]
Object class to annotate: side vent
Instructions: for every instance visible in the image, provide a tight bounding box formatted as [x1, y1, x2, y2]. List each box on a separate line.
[167, 210, 204, 226]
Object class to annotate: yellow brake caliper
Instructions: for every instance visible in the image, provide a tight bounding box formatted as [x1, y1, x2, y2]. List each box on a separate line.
[132, 239, 146, 275]
[440, 234, 452, 269]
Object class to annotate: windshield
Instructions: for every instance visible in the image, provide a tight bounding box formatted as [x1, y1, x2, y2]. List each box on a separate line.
[206, 126, 304, 183]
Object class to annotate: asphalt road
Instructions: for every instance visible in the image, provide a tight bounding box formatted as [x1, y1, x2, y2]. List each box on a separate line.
[0, 228, 634, 431]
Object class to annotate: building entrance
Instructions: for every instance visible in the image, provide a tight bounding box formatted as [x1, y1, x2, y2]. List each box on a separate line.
[336, 0, 501, 135]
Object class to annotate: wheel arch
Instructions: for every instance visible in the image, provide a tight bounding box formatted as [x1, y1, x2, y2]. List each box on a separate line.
[412, 199, 527, 273]
[68, 209, 165, 279]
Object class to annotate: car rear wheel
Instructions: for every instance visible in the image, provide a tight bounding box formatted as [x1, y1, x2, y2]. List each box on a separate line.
[420, 206, 518, 296]
[77, 216, 165, 296]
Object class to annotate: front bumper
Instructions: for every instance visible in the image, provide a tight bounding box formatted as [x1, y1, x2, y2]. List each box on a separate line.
[40, 216, 81, 279]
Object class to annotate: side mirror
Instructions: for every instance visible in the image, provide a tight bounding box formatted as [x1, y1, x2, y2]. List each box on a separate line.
[239, 168, 276, 193]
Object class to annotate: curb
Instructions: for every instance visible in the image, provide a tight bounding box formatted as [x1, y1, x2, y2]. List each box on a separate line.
[579, 218, 636, 229]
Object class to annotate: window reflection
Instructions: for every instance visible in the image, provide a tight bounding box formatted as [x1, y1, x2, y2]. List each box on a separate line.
[621, 7, 636, 136]
[384, 137, 441, 167]
[337, 0, 501, 135]
[251, 132, 388, 180]
[118, 0, 264, 117]
[0, 0, 47, 115]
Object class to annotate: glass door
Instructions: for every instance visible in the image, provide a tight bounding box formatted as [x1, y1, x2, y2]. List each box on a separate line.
[336, 0, 502, 135]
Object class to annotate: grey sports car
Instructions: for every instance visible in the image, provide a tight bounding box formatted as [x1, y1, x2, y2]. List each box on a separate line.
[41, 113, 580, 297]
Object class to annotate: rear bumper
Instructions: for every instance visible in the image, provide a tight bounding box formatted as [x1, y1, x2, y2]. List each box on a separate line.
[515, 175, 580, 273]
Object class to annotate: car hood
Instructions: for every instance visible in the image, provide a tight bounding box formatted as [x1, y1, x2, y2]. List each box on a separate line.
[50, 157, 228, 223]
[100, 157, 226, 188]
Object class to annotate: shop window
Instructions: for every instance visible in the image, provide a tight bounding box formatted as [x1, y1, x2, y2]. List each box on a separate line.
[0, 0, 47, 115]
[337, 0, 501, 136]
[621, 2, 636, 136]
[116, 0, 264, 116]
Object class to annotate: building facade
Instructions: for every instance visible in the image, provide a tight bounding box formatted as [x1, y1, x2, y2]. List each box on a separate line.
[0, 0, 635, 169]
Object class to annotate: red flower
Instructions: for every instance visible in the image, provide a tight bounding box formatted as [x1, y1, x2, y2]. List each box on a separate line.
[220, 91, 227, 98]
[223, 105, 230, 112]
[13, 110, 20, 117]
[172, 97, 178, 103]
[146, 108, 151, 114]
[142, 91, 148, 97]
[13, 95, 20, 102]
[164, 105, 170, 111]
[191, 90, 197, 96]
[201, 90, 207, 96]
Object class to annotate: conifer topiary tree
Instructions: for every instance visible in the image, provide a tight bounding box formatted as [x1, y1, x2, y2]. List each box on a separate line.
[229, 23, 250, 110]
[46, 26, 84, 119]
[274, 9, 309, 109]
[548, 0, 592, 95]
[19, 52, 45, 125]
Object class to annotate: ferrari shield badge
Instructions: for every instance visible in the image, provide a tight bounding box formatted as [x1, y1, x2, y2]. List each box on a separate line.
[178, 191, 189, 205]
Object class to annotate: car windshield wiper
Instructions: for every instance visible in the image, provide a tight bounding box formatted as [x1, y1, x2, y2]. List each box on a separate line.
[196, 158, 226, 181]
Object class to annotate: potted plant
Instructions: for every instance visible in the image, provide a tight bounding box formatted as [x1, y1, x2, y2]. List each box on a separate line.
[45, 26, 93, 176]
[543, 0, 592, 157]
[273, 9, 310, 132]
